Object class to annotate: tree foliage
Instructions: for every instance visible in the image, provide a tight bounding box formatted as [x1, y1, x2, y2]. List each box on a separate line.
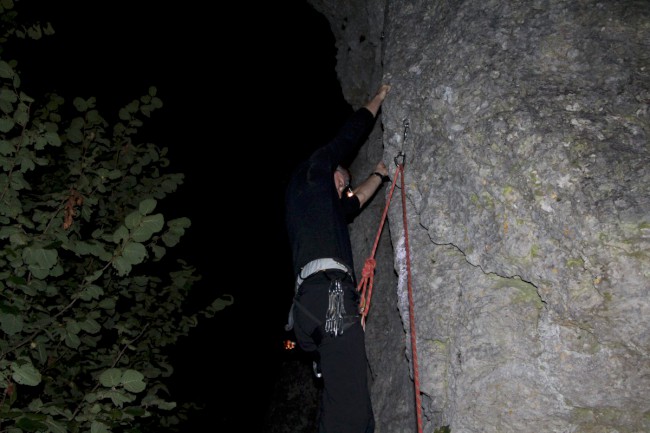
[0, 3, 233, 432]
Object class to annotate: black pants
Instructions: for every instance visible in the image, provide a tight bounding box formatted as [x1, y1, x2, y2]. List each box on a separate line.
[294, 270, 375, 433]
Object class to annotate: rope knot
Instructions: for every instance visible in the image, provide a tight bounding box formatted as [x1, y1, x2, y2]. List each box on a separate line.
[361, 258, 376, 278]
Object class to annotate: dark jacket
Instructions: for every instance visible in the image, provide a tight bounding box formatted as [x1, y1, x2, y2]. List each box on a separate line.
[285, 107, 376, 281]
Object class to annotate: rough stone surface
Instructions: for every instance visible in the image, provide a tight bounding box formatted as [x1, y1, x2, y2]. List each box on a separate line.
[306, 0, 650, 432]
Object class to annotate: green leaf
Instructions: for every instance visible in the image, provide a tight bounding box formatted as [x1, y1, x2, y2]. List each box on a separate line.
[122, 369, 146, 393]
[0, 139, 12, 155]
[107, 168, 122, 179]
[22, 247, 58, 268]
[90, 420, 111, 433]
[64, 332, 80, 349]
[66, 124, 83, 143]
[23, 247, 58, 279]
[141, 394, 176, 410]
[161, 231, 180, 247]
[0, 60, 14, 78]
[131, 214, 164, 242]
[84, 270, 103, 283]
[44, 131, 61, 147]
[99, 368, 122, 387]
[12, 362, 42, 386]
[112, 225, 129, 244]
[0, 87, 17, 103]
[20, 90, 34, 103]
[45, 418, 67, 433]
[151, 243, 166, 259]
[14, 103, 29, 126]
[125, 100, 139, 113]
[66, 320, 81, 334]
[0, 312, 23, 335]
[16, 416, 48, 431]
[19, 154, 36, 172]
[209, 294, 235, 313]
[121, 242, 147, 265]
[138, 198, 156, 215]
[118, 107, 131, 120]
[26, 24, 44, 39]
[72, 97, 88, 112]
[80, 318, 101, 334]
[98, 298, 116, 309]
[79, 284, 103, 301]
[124, 210, 142, 230]
[168, 217, 191, 229]
[0, 99, 12, 114]
[9, 230, 29, 246]
[105, 389, 135, 407]
[125, 406, 147, 416]
[0, 117, 15, 132]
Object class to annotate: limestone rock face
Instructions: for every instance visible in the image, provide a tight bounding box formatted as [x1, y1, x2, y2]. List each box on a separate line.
[309, 0, 650, 432]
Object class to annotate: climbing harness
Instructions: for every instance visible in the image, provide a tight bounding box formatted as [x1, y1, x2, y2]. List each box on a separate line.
[355, 117, 424, 433]
[285, 258, 353, 333]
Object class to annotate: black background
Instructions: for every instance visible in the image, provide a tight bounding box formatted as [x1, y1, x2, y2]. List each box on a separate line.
[11, 1, 352, 430]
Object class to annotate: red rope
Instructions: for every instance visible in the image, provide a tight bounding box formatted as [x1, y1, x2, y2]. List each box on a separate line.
[356, 161, 423, 433]
[400, 163, 423, 433]
[357, 163, 401, 328]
